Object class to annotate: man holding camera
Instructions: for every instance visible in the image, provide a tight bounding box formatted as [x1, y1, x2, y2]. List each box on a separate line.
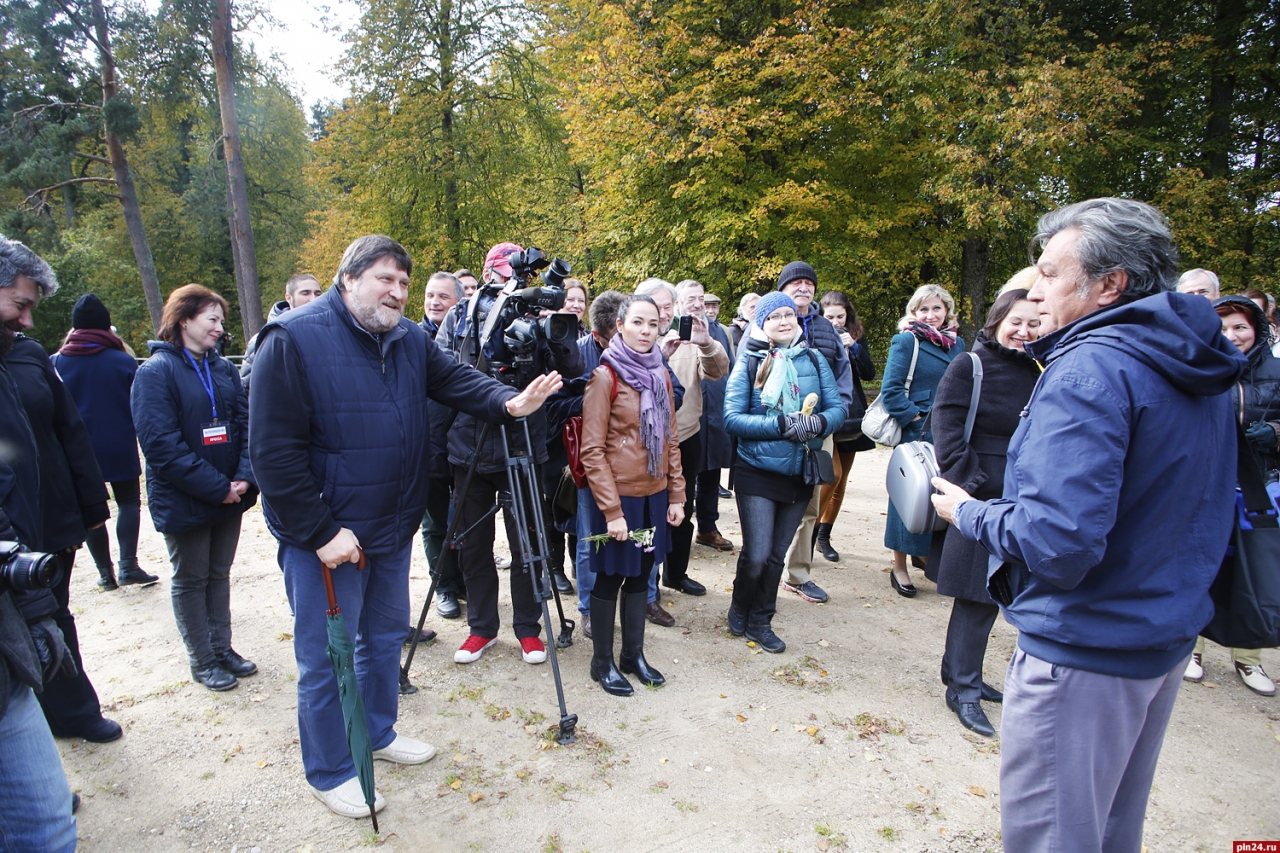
[250, 235, 560, 820]
[439, 242, 583, 666]
[0, 236, 79, 851]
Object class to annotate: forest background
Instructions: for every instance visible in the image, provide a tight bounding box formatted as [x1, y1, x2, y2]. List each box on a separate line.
[2, 0, 1278, 354]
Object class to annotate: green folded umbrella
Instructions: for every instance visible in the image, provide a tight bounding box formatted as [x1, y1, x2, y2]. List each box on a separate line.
[322, 552, 378, 831]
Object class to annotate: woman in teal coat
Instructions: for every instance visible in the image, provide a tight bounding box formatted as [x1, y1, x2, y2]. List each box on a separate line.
[723, 292, 844, 653]
[879, 284, 964, 597]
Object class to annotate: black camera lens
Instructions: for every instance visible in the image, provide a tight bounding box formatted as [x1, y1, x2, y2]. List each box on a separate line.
[540, 258, 572, 290]
[0, 543, 61, 592]
[504, 317, 540, 356]
[541, 313, 577, 345]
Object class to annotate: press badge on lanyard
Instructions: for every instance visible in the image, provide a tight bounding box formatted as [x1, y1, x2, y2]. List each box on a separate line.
[185, 350, 226, 445]
[201, 421, 228, 445]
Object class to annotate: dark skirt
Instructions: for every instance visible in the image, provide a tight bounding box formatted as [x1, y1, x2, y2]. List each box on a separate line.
[586, 491, 670, 578]
[883, 498, 932, 557]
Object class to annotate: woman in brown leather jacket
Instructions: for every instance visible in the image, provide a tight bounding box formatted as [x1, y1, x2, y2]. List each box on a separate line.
[580, 295, 685, 696]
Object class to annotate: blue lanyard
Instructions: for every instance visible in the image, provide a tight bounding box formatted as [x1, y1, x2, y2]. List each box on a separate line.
[183, 350, 218, 420]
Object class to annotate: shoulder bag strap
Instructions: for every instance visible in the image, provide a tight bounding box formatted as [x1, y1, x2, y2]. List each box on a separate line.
[962, 351, 983, 444]
[903, 336, 920, 394]
[1237, 422, 1278, 527]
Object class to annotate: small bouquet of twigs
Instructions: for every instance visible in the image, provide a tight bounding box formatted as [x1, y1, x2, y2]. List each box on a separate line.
[582, 526, 657, 553]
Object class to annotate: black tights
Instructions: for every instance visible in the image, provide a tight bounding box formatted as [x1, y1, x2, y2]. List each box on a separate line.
[592, 561, 650, 601]
[84, 478, 141, 568]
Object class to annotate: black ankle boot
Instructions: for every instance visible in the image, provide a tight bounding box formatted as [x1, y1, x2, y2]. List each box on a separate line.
[118, 558, 159, 587]
[618, 591, 664, 687]
[96, 563, 118, 591]
[815, 523, 839, 562]
[588, 595, 632, 696]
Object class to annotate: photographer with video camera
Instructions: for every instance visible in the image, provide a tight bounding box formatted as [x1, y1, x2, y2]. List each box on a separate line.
[0, 236, 79, 851]
[439, 242, 584, 666]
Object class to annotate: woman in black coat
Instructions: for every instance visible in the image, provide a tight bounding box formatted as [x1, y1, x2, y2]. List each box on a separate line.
[814, 291, 875, 561]
[132, 285, 256, 693]
[7, 333, 122, 742]
[1190, 295, 1280, 696]
[926, 288, 1041, 736]
[51, 294, 154, 589]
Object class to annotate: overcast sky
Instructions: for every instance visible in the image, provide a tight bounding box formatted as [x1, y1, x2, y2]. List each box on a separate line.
[243, 0, 360, 108]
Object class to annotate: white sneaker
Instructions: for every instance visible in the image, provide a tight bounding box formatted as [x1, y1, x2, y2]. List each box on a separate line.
[1235, 662, 1277, 696]
[1183, 652, 1204, 682]
[311, 776, 385, 819]
[372, 734, 437, 765]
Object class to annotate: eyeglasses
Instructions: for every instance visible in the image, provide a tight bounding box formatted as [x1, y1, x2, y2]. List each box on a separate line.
[766, 311, 797, 322]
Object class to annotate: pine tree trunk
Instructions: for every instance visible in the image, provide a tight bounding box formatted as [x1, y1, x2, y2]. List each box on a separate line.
[211, 0, 264, 341]
[959, 233, 990, 344]
[90, 0, 163, 333]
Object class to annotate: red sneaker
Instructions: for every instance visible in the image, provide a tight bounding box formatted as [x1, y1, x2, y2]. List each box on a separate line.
[519, 635, 547, 665]
[454, 634, 497, 664]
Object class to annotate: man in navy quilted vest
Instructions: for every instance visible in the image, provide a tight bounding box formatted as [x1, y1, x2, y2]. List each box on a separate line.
[249, 235, 561, 822]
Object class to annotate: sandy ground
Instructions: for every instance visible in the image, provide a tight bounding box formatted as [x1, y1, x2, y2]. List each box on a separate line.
[56, 447, 1279, 853]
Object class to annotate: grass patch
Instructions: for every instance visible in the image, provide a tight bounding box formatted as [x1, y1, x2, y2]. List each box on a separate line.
[772, 656, 831, 691]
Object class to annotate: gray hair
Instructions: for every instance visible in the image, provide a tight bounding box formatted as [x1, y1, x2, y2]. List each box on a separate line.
[589, 290, 628, 335]
[635, 277, 678, 306]
[1032, 198, 1178, 301]
[332, 235, 412, 291]
[737, 292, 761, 318]
[675, 279, 704, 299]
[427, 271, 465, 301]
[0, 236, 58, 297]
[1178, 268, 1220, 296]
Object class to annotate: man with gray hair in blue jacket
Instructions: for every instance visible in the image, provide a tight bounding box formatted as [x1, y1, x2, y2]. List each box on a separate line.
[933, 198, 1246, 853]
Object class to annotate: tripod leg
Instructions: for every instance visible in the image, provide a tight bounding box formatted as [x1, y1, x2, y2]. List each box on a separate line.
[401, 421, 492, 692]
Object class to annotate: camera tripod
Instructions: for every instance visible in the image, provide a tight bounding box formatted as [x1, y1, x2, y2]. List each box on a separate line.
[400, 417, 578, 745]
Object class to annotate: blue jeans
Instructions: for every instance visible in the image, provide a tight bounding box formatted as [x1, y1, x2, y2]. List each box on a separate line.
[282, 543, 410, 791]
[732, 492, 809, 628]
[577, 486, 660, 614]
[0, 683, 76, 852]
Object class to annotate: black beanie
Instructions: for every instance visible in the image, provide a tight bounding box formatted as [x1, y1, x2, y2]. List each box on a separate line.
[776, 261, 817, 291]
[72, 294, 112, 331]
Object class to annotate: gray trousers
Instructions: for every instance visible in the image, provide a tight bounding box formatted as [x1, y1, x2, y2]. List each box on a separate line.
[164, 516, 243, 669]
[1000, 648, 1187, 853]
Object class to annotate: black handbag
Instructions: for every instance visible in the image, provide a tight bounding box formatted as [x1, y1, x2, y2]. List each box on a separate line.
[1201, 424, 1280, 649]
[802, 446, 837, 486]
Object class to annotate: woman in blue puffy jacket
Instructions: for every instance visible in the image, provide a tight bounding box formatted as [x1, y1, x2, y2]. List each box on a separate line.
[723, 291, 844, 653]
[131, 284, 257, 693]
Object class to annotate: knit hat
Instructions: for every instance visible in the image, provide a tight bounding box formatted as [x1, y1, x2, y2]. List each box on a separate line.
[71, 293, 112, 331]
[754, 292, 798, 328]
[483, 242, 523, 279]
[776, 261, 817, 291]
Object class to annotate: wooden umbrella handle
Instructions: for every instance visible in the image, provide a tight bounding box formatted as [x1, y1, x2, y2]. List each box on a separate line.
[322, 548, 367, 616]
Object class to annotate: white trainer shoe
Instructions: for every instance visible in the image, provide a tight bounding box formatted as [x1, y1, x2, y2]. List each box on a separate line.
[311, 776, 385, 819]
[1183, 652, 1204, 683]
[372, 734, 437, 765]
[1235, 662, 1277, 696]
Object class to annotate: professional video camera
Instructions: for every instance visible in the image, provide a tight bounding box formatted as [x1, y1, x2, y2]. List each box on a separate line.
[0, 541, 60, 593]
[474, 247, 577, 388]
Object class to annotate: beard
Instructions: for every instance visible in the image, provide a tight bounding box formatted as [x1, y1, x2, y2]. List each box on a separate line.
[0, 325, 15, 357]
[349, 293, 404, 334]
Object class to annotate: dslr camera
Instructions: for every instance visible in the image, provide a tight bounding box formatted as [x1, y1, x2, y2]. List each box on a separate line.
[475, 247, 577, 388]
[0, 541, 60, 593]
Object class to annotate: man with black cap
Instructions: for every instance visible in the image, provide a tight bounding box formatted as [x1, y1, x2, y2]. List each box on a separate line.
[53, 294, 157, 589]
[774, 262, 854, 605]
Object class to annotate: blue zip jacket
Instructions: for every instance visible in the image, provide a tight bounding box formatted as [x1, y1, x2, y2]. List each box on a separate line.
[723, 335, 845, 477]
[132, 342, 256, 534]
[249, 288, 517, 555]
[954, 292, 1246, 679]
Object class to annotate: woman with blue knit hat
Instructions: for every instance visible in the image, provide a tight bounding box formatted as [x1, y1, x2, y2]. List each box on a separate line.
[723, 291, 844, 653]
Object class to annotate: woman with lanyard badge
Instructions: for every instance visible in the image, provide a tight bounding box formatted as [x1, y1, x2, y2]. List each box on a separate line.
[132, 284, 258, 692]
